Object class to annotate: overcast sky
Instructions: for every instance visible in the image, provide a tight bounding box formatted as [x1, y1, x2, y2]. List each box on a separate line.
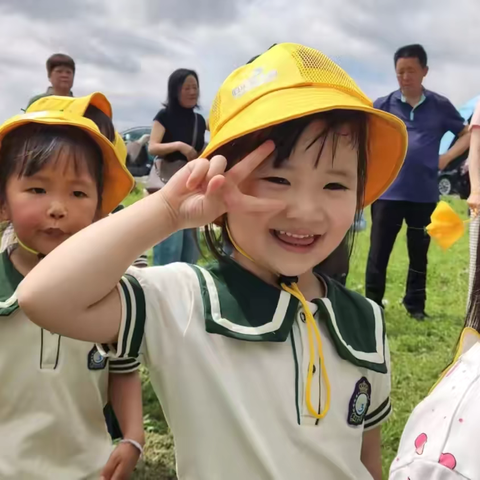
[1, 0, 479, 131]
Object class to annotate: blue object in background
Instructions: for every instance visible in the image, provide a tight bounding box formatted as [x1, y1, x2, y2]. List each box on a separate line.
[440, 95, 480, 155]
[353, 211, 367, 232]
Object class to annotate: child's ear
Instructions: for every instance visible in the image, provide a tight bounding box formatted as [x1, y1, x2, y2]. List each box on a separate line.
[0, 202, 10, 223]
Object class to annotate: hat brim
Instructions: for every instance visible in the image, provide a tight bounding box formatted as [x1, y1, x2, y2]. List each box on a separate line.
[203, 86, 407, 206]
[0, 114, 134, 216]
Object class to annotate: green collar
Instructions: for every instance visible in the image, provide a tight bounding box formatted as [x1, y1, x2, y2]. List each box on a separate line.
[0, 250, 22, 316]
[190, 261, 387, 373]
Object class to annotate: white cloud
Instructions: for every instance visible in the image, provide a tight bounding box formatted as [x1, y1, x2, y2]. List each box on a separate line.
[0, 0, 479, 131]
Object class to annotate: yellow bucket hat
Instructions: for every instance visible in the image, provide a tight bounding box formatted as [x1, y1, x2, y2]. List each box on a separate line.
[203, 43, 408, 206]
[0, 92, 134, 216]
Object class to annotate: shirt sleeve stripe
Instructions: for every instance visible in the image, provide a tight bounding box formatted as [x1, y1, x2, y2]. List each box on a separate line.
[364, 399, 392, 430]
[118, 277, 134, 357]
[110, 358, 139, 366]
[132, 255, 148, 268]
[125, 274, 146, 358]
[109, 361, 141, 373]
[98, 274, 146, 359]
[365, 397, 390, 421]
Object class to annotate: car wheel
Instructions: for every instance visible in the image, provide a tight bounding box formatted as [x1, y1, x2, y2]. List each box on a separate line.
[438, 176, 452, 196]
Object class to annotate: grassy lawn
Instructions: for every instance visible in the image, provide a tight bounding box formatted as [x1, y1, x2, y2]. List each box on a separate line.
[127, 188, 470, 479]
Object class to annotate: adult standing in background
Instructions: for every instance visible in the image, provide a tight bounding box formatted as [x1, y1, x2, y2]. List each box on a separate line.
[27, 53, 75, 108]
[148, 69, 206, 265]
[366, 44, 470, 320]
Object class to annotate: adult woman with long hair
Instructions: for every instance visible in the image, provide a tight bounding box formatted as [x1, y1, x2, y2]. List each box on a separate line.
[148, 68, 206, 265]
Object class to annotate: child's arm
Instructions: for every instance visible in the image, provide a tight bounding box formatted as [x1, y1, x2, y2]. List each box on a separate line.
[101, 371, 144, 480]
[18, 142, 280, 344]
[361, 427, 382, 480]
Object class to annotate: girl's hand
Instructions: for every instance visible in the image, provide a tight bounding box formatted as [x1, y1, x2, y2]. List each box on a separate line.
[177, 142, 198, 161]
[100, 442, 141, 480]
[467, 191, 480, 217]
[160, 140, 285, 230]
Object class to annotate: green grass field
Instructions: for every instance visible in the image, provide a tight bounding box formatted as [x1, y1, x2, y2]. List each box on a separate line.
[127, 190, 470, 479]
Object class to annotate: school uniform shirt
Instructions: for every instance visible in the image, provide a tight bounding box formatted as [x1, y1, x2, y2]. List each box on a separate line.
[390, 328, 480, 480]
[0, 250, 140, 480]
[100, 258, 392, 480]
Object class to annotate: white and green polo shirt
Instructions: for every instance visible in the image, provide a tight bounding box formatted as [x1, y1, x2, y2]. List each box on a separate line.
[101, 259, 392, 480]
[0, 250, 139, 480]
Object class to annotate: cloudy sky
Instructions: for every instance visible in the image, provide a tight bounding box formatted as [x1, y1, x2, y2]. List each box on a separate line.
[1, 0, 479, 131]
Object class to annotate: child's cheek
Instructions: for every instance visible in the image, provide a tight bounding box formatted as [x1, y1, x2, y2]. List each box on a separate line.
[8, 198, 45, 234]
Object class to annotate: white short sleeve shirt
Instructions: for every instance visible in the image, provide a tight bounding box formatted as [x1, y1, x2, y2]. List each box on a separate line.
[0, 250, 139, 479]
[100, 259, 392, 480]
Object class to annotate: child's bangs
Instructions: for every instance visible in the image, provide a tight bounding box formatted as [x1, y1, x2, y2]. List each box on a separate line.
[0, 124, 104, 203]
[212, 110, 368, 170]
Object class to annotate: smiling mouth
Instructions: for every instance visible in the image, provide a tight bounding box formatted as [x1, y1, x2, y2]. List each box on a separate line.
[271, 229, 319, 249]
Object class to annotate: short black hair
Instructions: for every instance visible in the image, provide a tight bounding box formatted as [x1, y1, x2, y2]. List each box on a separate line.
[165, 68, 199, 111]
[46, 53, 76, 75]
[394, 44, 428, 68]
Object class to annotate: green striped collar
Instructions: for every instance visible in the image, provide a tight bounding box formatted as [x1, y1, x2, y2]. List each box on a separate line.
[0, 250, 22, 316]
[190, 261, 387, 373]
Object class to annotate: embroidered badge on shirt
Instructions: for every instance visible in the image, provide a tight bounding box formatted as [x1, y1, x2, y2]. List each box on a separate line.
[88, 346, 107, 370]
[347, 377, 371, 426]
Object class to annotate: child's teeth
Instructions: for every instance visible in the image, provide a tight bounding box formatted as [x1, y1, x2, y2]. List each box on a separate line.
[277, 230, 314, 239]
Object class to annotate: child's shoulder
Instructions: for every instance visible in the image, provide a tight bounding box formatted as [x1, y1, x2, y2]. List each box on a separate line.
[125, 262, 200, 294]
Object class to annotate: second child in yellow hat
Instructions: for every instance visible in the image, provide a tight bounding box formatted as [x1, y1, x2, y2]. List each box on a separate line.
[19, 44, 407, 479]
[0, 94, 144, 480]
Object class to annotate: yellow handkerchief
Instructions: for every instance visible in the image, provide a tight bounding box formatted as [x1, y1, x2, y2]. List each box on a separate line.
[426, 201, 466, 250]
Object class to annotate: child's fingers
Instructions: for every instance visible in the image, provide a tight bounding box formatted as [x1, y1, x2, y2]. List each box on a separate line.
[228, 193, 285, 214]
[204, 155, 227, 184]
[186, 158, 211, 190]
[100, 454, 119, 480]
[227, 141, 275, 184]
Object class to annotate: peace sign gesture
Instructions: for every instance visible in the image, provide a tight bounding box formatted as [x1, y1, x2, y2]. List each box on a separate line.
[161, 141, 285, 230]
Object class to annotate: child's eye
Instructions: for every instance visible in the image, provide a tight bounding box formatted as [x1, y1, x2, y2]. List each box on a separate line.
[263, 177, 290, 185]
[325, 183, 348, 191]
[27, 187, 46, 194]
[73, 191, 87, 198]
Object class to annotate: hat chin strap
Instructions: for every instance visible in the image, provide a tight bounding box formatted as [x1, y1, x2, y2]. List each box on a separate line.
[17, 238, 46, 260]
[225, 222, 331, 420]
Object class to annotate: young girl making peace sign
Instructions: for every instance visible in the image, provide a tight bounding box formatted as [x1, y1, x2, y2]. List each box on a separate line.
[19, 44, 407, 479]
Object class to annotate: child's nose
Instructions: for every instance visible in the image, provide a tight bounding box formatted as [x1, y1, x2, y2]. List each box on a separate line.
[47, 201, 67, 219]
[286, 194, 323, 221]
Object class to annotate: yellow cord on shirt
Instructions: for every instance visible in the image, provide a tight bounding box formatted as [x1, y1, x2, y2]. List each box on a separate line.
[17, 238, 40, 256]
[225, 223, 331, 420]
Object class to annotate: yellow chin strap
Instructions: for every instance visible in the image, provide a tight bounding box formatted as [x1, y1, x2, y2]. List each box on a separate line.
[225, 223, 331, 420]
[17, 238, 44, 258]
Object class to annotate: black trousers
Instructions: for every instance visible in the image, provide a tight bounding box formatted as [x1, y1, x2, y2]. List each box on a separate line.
[365, 200, 436, 313]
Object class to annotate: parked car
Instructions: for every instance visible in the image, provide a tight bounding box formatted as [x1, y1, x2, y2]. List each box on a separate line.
[438, 156, 469, 199]
[120, 126, 153, 178]
[438, 96, 479, 198]
[121, 126, 152, 143]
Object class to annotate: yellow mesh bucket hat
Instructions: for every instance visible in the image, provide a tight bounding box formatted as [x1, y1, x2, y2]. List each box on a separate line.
[204, 43, 408, 206]
[0, 92, 134, 215]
